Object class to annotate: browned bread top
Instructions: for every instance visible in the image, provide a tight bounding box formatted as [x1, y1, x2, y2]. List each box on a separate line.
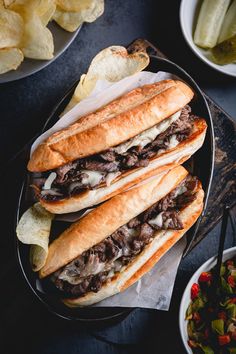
[28, 80, 194, 172]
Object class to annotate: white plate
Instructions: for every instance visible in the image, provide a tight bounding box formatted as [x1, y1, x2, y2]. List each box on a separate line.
[179, 246, 236, 354]
[180, 0, 236, 78]
[0, 22, 82, 84]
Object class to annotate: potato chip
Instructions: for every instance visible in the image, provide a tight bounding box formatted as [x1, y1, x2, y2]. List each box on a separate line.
[7, 0, 39, 8]
[53, 7, 82, 32]
[21, 12, 54, 60]
[62, 93, 81, 114]
[53, 0, 104, 32]
[16, 203, 54, 271]
[0, 0, 104, 74]
[0, 47, 23, 73]
[8, 1, 55, 60]
[37, 0, 56, 26]
[62, 46, 150, 114]
[8, 0, 54, 21]
[56, 0, 93, 12]
[30, 245, 47, 272]
[3, 0, 16, 7]
[0, 9, 24, 48]
[6, 0, 37, 11]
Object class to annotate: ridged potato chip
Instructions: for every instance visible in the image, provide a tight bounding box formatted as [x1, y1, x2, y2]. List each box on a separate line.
[6, 0, 38, 11]
[21, 12, 54, 60]
[0, 47, 23, 73]
[56, 0, 94, 12]
[0, 8, 24, 48]
[53, 0, 104, 32]
[3, 0, 16, 7]
[37, 0, 56, 26]
[0, 0, 104, 74]
[62, 46, 150, 114]
[16, 203, 54, 271]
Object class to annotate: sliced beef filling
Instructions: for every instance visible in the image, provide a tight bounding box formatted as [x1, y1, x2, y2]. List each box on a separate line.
[51, 175, 198, 298]
[38, 105, 195, 201]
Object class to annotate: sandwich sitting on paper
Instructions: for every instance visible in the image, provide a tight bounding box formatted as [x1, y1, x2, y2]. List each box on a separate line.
[28, 79, 207, 214]
[38, 166, 204, 307]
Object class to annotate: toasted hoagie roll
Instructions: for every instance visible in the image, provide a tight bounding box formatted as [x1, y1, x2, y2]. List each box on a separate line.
[39, 166, 204, 307]
[28, 79, 206, 214]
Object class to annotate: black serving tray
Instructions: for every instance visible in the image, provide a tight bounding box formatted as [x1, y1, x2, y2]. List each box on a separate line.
[14, 39, 215, 322]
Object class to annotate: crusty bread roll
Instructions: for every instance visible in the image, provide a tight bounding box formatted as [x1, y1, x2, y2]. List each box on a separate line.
[64, 187, 203, 307]
[39, 118, 207, 214]
[40, 166, 188, 278]
[28, 80, 194, 172]
[39, 166, 204, 307]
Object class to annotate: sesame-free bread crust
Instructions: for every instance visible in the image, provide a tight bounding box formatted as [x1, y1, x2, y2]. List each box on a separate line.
[28, 80, 194, 172]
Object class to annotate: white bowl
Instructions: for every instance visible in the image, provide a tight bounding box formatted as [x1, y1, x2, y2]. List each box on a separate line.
[179, 246, 236, 354]
[180, 0, 236, 77]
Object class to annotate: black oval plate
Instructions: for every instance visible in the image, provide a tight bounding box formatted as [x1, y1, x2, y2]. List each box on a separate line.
[15, 54, 214, 322]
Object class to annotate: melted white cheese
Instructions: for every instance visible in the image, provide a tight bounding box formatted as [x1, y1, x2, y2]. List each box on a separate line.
[57, 226, 136, 285]
[174, 184, 187, 197]
[59, 255, 107, 285]
[81, 170, 105, 187]
[80, 170, 121, 188]
[168, 134, 179, 149]
[149, 212, 163, 228]
[43, 172, 57, 190]
[46, 111, 182, 194]
[113, 110, 181, 154]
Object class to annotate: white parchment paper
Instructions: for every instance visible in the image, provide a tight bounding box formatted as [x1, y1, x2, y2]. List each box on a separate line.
[32, 71, 186, 310]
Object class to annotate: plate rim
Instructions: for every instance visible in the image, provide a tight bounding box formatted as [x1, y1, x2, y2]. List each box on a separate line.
[0, 24, 82, 84]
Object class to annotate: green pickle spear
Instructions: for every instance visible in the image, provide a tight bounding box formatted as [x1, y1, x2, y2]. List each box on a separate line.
[218, 0, 236, 43]
[194, 0, 230, 48]
[212, 34, 236, 64]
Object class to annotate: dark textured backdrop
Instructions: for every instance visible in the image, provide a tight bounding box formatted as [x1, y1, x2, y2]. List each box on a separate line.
[0, 1, 235, 353]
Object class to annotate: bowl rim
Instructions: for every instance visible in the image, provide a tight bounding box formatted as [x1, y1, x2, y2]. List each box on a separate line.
[179, 0, 236, 78]
[179, 246, 236, 353]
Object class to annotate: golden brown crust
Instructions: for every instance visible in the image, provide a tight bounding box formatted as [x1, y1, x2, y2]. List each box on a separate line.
[63, 186, 204, 307]
[39, 118, 207, 214]
[121, 187, 204, 291]
[39, 166, 188, 278]
[28, 80, 194, 172]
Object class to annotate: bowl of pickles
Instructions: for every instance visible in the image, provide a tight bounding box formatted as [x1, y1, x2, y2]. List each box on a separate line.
[180, 0, 236, 77]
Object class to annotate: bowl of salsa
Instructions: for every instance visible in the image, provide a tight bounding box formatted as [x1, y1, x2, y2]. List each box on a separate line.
[179, 246, 236, 353]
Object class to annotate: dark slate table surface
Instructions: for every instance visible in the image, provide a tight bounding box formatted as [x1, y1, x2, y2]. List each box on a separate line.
[0, 1, 235, 353]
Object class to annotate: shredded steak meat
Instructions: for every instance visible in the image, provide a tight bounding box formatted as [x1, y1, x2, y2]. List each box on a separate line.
[37, 105, 196, 201]
[81, 160, 119, 172]
[51, 175, 198, 298]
